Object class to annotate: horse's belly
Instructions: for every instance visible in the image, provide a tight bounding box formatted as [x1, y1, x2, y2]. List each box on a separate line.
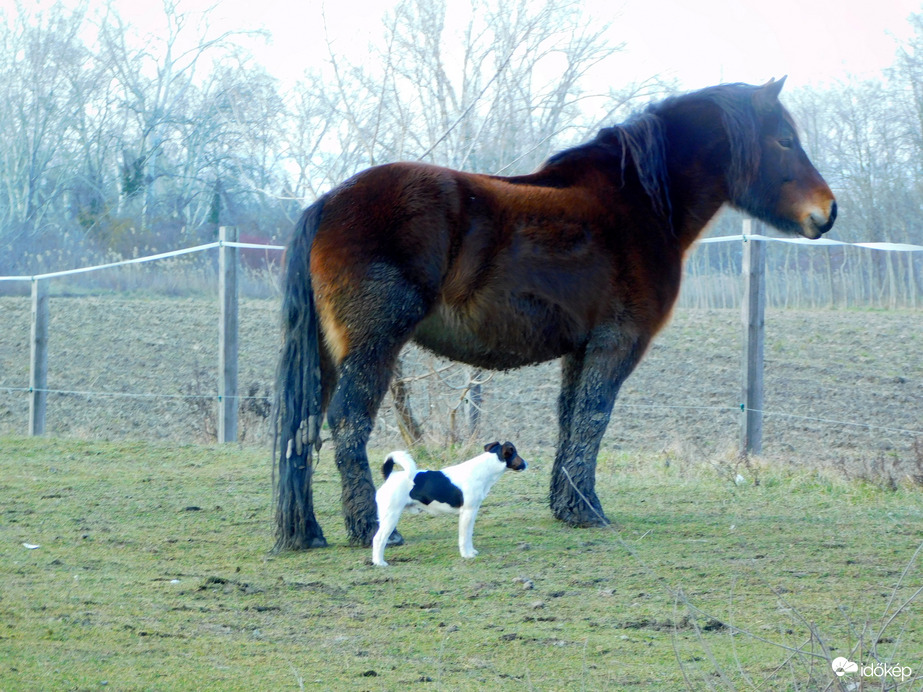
[412, 298, 585, 370]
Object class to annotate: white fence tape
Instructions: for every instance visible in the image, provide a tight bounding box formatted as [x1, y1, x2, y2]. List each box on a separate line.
[698, 234, 923, 252]
[0, 241, 286, 282]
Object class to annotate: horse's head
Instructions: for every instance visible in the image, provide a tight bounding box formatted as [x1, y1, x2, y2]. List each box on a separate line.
[733, 77, 837, 239]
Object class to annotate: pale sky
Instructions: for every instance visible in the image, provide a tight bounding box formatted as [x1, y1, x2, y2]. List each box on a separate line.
[611, 0, 919, 88]
[200, 0, 920, 90]
[6, 0, 921, 89]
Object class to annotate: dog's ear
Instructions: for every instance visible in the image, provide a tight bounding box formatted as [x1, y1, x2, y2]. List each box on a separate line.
[484, 441, 501, 455]
[501, 442, 517, 460]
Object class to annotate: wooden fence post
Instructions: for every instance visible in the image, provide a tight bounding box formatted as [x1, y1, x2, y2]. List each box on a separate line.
[29, 278, 49, 436]
[218, 226, 239, 443]
[740, 219, 765, 455]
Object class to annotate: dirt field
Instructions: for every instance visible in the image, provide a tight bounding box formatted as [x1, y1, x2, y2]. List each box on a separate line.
[0, 296, 920, 477]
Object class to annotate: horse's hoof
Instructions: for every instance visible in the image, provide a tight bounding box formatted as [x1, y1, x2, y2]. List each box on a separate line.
[387, 529, 404, 547]
[553, 508, 610, 529]
[271, 533, 328, 553]
[349, 529, 403, 549]
[575, 516, 610, 529]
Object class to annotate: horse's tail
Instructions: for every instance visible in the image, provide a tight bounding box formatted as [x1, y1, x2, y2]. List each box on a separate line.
[273, 196, 328, 551]
[382, 451, 417, 480]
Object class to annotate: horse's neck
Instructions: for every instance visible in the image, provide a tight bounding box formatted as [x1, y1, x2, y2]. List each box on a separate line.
[671, 179, 729, 254]
[659, 104, 734, 252]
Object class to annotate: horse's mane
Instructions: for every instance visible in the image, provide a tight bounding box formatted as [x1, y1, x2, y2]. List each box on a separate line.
[654, 83, 765, 202]
[546, 83, 765, 221]
[546, 112, 671, 219]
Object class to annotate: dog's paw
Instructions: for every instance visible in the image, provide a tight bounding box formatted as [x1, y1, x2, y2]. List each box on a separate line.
[372, 559, 389, 567]
[460, 549, 479, 559]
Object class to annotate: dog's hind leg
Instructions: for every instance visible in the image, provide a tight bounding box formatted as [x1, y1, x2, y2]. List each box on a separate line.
[458, 506, 480, 558]
[371, 496, 404, 566]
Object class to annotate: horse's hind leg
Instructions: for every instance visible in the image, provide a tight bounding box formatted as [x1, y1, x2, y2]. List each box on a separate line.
[323, 272, 430, 546]
[550, 327, 646, 527]
[327, 350, 400, 546]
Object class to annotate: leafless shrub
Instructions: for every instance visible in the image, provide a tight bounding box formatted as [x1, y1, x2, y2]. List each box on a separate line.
[180, 365, 271, 443]
[837, 452, 913, 491]
[910, 437, 923, 487]
[180, 366, 217, 442]
[238, 381, 272, 444]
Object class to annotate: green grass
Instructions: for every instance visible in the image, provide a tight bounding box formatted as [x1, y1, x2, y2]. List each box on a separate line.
[1, 437, 921, 690]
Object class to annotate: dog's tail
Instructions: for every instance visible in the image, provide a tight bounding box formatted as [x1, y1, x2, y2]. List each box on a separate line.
[382, 451, 417, 479]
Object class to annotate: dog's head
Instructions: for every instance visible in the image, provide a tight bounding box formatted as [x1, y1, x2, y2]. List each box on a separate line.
[484, 441, 527, 471]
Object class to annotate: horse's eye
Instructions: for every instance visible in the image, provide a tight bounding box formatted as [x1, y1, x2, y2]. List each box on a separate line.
[778, 138, 794, 149]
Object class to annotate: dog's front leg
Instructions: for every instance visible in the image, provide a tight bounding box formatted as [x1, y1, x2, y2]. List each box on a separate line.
[458, 507, 480, 558]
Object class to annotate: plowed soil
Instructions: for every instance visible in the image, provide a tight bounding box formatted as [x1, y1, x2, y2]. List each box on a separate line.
[0, 296, 920, 478]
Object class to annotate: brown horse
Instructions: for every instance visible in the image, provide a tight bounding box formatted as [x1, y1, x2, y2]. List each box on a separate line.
[273, 78, 836, 550]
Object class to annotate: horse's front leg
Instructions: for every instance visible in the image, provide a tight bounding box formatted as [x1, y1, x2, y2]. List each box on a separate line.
[550, 328, 646, 527]
[555, 351, 583, 454]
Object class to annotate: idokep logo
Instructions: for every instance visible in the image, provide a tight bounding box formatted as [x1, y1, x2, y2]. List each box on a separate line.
[831, 657, 858, 676]
[831, 656, 913, 682]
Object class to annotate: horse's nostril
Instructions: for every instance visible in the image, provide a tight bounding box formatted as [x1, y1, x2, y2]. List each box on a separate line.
[811, 200, 837, 235]
[819, 201, 837, 234]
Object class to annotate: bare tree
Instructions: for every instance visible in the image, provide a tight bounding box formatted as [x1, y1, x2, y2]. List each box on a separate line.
[172, 59, 292, 236]
[290, 0, 646, 186]
[97, 0, 254, 235]
[0, 3, 89, 261]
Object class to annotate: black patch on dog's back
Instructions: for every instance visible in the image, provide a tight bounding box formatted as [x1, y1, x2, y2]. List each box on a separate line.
[409, 471, 464, 508]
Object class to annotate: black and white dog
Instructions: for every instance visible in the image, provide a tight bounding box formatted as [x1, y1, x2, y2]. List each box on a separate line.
[371, 441, 527, 566]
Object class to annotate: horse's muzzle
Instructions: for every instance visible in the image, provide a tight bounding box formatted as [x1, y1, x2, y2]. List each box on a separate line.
[816, 200, 837, 234]
[804, 199, 837, 239]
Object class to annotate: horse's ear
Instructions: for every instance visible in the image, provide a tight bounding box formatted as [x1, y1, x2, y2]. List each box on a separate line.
[752, 77, 786, 115]
[756, 76, 786, 106]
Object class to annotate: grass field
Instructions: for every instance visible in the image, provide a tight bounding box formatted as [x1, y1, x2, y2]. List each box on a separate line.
[1, 437, 922, 690]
